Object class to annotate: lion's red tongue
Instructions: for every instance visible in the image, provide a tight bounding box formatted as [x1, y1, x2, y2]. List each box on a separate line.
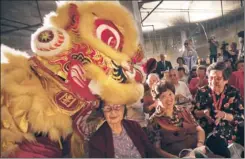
[66, 60, 97, 100]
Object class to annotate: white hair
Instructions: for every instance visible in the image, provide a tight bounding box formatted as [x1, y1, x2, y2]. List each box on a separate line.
[146, 73, 159, 85]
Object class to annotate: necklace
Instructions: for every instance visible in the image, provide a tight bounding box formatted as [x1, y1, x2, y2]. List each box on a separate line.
[211, 88, 225, 110]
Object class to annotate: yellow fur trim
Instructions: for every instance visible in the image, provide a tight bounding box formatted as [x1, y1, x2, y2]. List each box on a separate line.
[70, 131, 85, 158]
[28, 93, 73, 140]
[44, 2, 70, 29]
[1, 47, 73, 144]
[1, 107, 26, 140]
[1, 106, 35, 156]
[83, 63, 144, 105]
[1, 45, 32, 89]
[1, 142, 19, 158]
[1, 44, 30, 64]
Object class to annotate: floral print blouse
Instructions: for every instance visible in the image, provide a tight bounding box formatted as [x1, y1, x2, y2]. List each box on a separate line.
[147, 106, 198, 144]
[193, 84, 244, 144]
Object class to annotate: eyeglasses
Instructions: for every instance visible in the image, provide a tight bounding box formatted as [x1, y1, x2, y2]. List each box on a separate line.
[102, 104, 123, 112]
[209, 76, 223, 81]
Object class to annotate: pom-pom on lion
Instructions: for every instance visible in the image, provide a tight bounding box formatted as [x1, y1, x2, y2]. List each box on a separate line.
[1, 1, 145, 157]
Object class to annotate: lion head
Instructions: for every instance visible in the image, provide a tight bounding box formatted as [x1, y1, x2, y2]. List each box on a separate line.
[30, 1, 144, 105]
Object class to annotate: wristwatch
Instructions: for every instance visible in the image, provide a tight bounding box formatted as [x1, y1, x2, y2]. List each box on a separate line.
[203, 109, 208, 114]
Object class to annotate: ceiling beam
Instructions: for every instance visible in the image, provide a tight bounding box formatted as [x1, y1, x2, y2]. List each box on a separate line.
[1, 17, 31, 26]
[36, 0, 43, 23]
[138, 0, 160, 9]
[141, 0, 164, 23]
[1, 23, 35, 32]
[1, 23, 42, 35]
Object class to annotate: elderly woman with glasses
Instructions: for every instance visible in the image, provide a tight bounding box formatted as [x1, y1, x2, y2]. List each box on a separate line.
[89, 101, 158, 158]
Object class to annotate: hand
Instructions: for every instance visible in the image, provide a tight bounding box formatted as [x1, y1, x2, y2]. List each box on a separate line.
[154, 140, 161, 149]
[198, 79, 204, 87]
[194, 145, 206, 154]
[197, 142, 204, 147]
[152, 101, 158, 108]
[149, 101, 158, 111]
[195, 83, 200, 88]
[215, 110, 226, 125]
[203, 109, 215, 124]
[175, 94, 186, 100]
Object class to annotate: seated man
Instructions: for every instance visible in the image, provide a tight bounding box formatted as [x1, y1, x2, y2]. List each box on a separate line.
[189, 65, 208, 97]
[169, 69, 192, 105]
[188, 66, 197, 84]
[178, 67, 188, 84]
[143, 73, 160, 117]
[126, 100, 147, 128]
[162, 70, 170, 82]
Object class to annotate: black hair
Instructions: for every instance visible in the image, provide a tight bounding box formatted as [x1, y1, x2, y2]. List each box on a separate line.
[176, 57, 186, 64]
[224, 59, 232, 63]
[207, 62, 232, 81]
[220, 42, 229, 50]
[197, 65, 207, 72]
[152, 81, 175, 100]
[235, 59, 244, 70]
[177, 67, 186, 73]
[237, 31, 244, 38]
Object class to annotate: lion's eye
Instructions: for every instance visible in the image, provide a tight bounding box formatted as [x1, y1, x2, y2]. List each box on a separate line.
[94, 19, 124, 52]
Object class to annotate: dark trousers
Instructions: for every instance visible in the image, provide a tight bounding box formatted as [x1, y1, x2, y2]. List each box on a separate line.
[206, 134, 231, 158]
[209, 55, 217, 64]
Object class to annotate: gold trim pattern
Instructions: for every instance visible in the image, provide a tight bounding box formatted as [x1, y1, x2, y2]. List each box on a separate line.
[28, 57, 88, 116]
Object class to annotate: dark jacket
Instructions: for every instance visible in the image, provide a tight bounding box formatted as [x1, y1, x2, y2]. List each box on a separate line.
[89, 120, 158, 158]
[156, 60, 173, 78]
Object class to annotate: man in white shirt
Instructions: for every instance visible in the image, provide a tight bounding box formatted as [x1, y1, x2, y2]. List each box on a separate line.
[169, 69, 192, 105]
[126, 100, 147, 128]
[217, 53, 223, 62]
[182, 40, 198, 71]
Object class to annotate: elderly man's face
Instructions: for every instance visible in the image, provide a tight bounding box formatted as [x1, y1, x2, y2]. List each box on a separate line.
[237, 62, 244, 71]
[169, 70, 179, 84]
[148, 75, 160, 89]
[225, 61, 232, 68]
[160, 55, 165, 61]
[197, 69, 206, 78]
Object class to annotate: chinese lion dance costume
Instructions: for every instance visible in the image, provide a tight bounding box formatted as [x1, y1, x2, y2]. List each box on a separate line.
[1, 1, 145, 157]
